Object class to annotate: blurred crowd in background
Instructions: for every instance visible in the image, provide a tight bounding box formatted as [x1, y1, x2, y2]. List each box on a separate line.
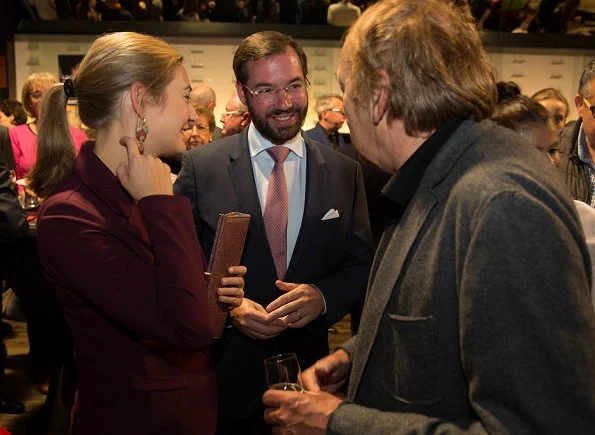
[8, 0, 595, 34]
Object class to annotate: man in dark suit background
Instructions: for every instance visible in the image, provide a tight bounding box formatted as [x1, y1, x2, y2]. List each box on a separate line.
[174, 31, 372, 434]
[305, 94, 350, 151]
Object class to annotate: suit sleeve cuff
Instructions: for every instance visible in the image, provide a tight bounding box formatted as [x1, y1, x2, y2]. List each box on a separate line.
[310, 283, 327, 315]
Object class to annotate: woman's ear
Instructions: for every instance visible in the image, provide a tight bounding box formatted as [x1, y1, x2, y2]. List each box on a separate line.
[130, 82, 148, 116]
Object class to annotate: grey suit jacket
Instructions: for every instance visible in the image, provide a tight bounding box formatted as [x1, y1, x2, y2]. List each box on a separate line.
[329, 119, 595, 434]
[174, 127, 373, 417]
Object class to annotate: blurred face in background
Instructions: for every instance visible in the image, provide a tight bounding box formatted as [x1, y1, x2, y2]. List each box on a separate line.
[320, 97, 346, 132]
[520, 119, 559, 166]
[220, 98, 249, 137]
[28, 80, 54, 120]
[183, 113, 212, 149]
[538, 98, 568, 134]
[576, 82, 595, 151]
[0, 111, 14, 129]
[522, 121, 558, 154]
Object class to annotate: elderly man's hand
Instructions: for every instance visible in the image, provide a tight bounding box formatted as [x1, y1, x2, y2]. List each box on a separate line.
[263, 390, 343, 435]
[301, 349, 350, 393]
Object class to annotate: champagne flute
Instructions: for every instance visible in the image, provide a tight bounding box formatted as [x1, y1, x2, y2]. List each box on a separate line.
[264, 353, 304, 392]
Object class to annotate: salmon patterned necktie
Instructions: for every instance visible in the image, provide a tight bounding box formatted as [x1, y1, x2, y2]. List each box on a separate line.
[264, 146, 291, 280]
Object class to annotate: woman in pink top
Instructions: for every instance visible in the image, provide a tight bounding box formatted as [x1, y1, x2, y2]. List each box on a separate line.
[9, 72, 87, 180]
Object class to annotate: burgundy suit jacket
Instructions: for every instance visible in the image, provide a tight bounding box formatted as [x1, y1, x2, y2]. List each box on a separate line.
[36, 142, 216, 435]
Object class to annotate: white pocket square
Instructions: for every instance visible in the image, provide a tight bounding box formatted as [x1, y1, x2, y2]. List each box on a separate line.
[322, 209, 340, 220]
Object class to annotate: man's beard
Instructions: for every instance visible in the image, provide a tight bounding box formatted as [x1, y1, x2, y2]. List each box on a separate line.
[247, 100, 307, 144]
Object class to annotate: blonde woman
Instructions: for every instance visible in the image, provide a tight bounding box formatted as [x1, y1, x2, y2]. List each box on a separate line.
[33, 32, 246, 435]
[9, 72, 87, 181]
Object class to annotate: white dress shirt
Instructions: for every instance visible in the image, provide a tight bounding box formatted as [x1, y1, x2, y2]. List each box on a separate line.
[247, 123, 306, 268]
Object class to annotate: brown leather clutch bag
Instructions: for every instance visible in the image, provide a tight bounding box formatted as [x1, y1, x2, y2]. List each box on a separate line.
[205, 212, 250, 339]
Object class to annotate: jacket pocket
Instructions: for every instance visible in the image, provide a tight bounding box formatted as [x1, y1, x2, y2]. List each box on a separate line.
[381, 312, 442, 405]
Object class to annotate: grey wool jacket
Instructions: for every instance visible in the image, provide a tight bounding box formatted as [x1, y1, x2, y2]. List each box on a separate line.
[328, 119, 595, 434]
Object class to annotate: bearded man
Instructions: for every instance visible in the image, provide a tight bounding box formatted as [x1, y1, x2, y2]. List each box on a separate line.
[174, 30, 373, 434]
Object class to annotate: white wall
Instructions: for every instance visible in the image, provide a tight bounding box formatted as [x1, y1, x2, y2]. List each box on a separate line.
[12, 34, 342, 131]
[488, 47, 595, 120]
[11, 34, 595, 129]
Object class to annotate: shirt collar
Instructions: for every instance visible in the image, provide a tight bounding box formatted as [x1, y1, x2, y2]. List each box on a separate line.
[247, 122, 304, 159]
[383, 117, 463, 207]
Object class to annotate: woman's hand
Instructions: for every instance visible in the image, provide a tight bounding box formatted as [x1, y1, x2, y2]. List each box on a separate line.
[116, 136, 173, 201]
[218, 265, 247, 309]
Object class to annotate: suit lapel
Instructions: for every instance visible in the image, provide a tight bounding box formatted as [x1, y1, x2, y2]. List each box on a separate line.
[347, 119, 494, 397]
[348, 186, 438, 397]
[227, 131, 267, 240]
[286, 138, 328, 278]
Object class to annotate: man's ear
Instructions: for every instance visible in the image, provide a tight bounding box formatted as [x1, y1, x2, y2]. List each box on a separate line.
[240, 112, 250, 126]
[130, 82, 147, 116]
[575, 94, 585, 115]
[371, 71, 390, 126]
[236, 82, 248, 106]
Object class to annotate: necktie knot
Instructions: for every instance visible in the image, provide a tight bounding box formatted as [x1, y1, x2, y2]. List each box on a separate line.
[267, 146, 291, 164]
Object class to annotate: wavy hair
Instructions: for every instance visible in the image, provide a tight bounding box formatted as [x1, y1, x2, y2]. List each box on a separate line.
[344, 0, 497, 136]
[233, 31, 308, 85]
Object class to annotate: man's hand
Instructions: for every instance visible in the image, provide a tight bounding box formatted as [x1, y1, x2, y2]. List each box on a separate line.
[263, 390, 343, 435]
[217, 266, 247, 309]
[301, 349, 351, 393]
[230, 298, 287, 340]
[265, 281, 325, 328]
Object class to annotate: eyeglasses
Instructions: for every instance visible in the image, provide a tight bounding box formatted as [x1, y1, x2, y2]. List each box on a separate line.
[584, 98, 595, 118]
[328, 108, 345, 116]
[221, 110, 246, 117]
[242, 82, 307, 103]
[182, 124, 210, 133]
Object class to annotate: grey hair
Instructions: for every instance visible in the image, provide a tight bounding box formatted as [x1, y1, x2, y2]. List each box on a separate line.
[314, 94, 343, 118]
[190, 84, 217, 108]
[228, 93, 248, 112]
[579, 60, 595, 99]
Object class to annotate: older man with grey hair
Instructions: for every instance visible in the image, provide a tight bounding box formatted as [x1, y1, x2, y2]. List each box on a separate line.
[263, 1, 595, 433]
[220, 92, 250, 137]
[305, 94, 349, 150]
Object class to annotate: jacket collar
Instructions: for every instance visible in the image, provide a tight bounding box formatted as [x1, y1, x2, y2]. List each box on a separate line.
[348, 118, 496, 396]
[563, 119, 582, 161]
[72, 141, 133, 219]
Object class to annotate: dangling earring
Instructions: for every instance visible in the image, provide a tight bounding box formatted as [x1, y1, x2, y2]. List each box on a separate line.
[135, 117, 148, 153]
